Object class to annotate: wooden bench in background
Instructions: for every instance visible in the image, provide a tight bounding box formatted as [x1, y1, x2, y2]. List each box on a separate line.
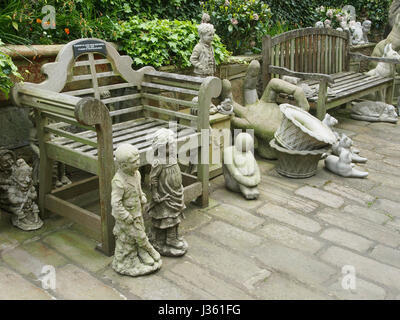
[11, 38, 221, 256]
[262, 28, 399, 119]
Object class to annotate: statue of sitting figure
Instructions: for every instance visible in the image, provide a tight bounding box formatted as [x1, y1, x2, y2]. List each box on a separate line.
[223, 133, 261, 200]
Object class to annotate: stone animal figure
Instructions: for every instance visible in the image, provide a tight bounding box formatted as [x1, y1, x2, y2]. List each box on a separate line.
[366, 43, 400, 78]
[351, 22, 364, 45]
[362, 20, 372, 44]
[223, 133, 261, 200]
[371, 13, 400, 73]
[315, 21, 324, 28]
[324, 136, 368, 178]
[351, 101, 398, 123]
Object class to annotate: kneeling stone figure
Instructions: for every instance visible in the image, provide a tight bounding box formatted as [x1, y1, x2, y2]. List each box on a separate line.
[111, 144, 161, 277]
[223, 133, 261, 200]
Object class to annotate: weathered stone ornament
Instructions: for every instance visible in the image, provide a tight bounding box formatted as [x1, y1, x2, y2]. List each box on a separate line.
[351, 101, 398, 123]
[190, 16, 216, 77]
[324, 137, 369, 178]
[111, 144, 161, 277]
[0, 149, 43, 231]
[366, 43, 400, 78]
[315, 21, 324, 28]
[231, 60, 310, 160]
[270, 104, 335, 178]
[351, 21, 365, 45]
[362, 20, 372, 44]
[223, 133, 261, 200]
[147, 128, 188, 257]
[322, 114, 366, 163]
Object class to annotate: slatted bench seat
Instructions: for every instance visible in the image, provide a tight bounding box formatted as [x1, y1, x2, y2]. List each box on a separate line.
[11, 38, 221, 256]
[262, 28, 400, 119]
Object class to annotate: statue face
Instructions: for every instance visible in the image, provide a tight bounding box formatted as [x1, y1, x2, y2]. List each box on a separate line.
[1, 153, 14, 171]
[120, 155, 140, 175]
[202, 30, 215, 45]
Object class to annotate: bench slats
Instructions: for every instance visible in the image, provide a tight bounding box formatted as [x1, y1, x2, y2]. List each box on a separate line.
[144, 70, 205, 84]
[143, 105, 197, 122]
[101, 93, 142, 105]
[141, 81, 198, 96]
[142, 92, 197, 108]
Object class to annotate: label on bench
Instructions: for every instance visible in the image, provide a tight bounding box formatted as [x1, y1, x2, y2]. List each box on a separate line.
[73, 40, 107, 58]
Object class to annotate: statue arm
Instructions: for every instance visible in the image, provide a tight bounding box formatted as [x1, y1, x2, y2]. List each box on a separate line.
[149, 162, 162, 202]
[111, 179, 130, 221]
[261, 78, 310, 111]
[190, 44, 202, 68]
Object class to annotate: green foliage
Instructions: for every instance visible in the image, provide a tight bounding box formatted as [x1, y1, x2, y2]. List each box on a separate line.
[114, 17, 230, 68]
[201, 0, 272, 55]
[0, 40, 23, 98]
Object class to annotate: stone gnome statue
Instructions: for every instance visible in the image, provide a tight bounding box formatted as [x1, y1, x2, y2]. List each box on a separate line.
[147, 128, 188, 257]
[111, 144, 161, 277]
[0, 149, 43, 231]
[223, 133, 261, 200]
[324, 136, 369, 178]
[190, 14, 216, 77]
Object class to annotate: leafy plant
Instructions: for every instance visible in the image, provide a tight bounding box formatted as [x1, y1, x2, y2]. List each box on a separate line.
[113, 17, 231, 68]
[202, 0, 272, 55]
[0, 40, 23, 98]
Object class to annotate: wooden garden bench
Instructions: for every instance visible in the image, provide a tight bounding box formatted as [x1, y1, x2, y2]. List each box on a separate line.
[11, 38, 221, 256]
[262, 28, 399, 119]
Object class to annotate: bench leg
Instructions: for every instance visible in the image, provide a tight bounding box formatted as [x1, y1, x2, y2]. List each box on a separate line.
[386, 81, 395, 105]
[38, 154, 54, 219]
[196, 142, 209, 208]
[316, 81, 328, 120]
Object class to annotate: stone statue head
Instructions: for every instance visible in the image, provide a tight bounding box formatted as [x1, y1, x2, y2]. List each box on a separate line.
[324, 19, 332, 28]
[235, 132, 254, 153]
[0, 148, 16, 173]
[198, 23, 215, 45]
[152, 128, 177, 160]
[315, 21, 324, 28]
[385, 104, 398, 118]
[362, 20, 372, 32]
[201, 13, 211, 24]
[340, 134, 353, 149]
[115, 144, 140, 175]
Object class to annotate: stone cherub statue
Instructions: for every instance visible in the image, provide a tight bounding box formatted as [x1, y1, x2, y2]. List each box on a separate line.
[0, 149, 43, 231]
[190, 15, 216, 77]
[351, 21, 365, 45]
[232, 60, 310, 159]
[147, 128, 188, 257]
[324, 136, 369, 178]
[223, 133, 261, 200]
[111, 144, 161, 277]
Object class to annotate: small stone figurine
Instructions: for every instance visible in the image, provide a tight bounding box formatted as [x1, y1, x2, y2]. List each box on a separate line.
[190, 15, 216, 77]
[148, 128, 187, 257]
[223, 133, 261, 200]
[111, 144, 161, 277]
[0, 149, 43, 231]
[362, 20, 372, 44]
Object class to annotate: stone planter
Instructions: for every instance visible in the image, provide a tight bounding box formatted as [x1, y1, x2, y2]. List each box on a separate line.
[270, 139, 328, 178]
[274, 104, 336, 151]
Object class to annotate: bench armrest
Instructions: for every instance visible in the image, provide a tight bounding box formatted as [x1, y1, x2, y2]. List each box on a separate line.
[350, 52, 400, 64]
[268, 65, 334, 84]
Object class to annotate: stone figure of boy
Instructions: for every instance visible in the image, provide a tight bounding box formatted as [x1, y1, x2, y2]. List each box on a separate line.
[190, 19, 216, 77]
[111, 144, 161, 277]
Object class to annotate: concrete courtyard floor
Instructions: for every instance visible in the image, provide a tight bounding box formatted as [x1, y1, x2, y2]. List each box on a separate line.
[1, 108, 400, 300]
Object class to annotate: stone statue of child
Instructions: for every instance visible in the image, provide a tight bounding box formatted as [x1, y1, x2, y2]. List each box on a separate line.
[111, 144, 161, 277]
[148, 128, 188, 257]
[0, 151, 43, 231]
[190, 21, 216, 77]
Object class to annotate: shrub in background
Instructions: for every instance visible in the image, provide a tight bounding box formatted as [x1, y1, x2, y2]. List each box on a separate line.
[201, 0, 272, 55]
[113, 17, 231, 68]
[0, 40, 23, 98]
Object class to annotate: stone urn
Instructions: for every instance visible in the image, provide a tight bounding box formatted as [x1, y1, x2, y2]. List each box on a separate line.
[275, 104, 337, 151]
[270, 139, 329, 178]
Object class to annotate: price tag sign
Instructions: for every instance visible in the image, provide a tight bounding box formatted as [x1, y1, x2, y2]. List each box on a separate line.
[73, 39, 107, 58]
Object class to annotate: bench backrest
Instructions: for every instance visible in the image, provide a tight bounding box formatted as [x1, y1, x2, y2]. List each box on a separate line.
[262, 28, 350, 87]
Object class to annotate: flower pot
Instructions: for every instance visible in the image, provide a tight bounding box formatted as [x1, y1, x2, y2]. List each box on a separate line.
[274, 104, 336, 151]
[270, 139, 329, 178]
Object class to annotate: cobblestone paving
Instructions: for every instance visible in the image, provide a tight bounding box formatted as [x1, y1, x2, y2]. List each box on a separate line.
[1, 109, 400, 300]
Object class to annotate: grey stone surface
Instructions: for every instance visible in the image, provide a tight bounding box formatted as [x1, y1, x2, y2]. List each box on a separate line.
[257, 203, 321, 233]
[321, 246, 400, 290]
[320, 228, 373, 252]
[328, 278, 386, 300]
[323, 183, 375, 205]
[371, 199, 400, 218]
[295, 186, 345, 208]
[257, 224, 323, 254]
[343, 205, 389, 224]
[0, 106, 31, 149]
[370, 245, 400, 269]
[316, 208, 400, 247]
